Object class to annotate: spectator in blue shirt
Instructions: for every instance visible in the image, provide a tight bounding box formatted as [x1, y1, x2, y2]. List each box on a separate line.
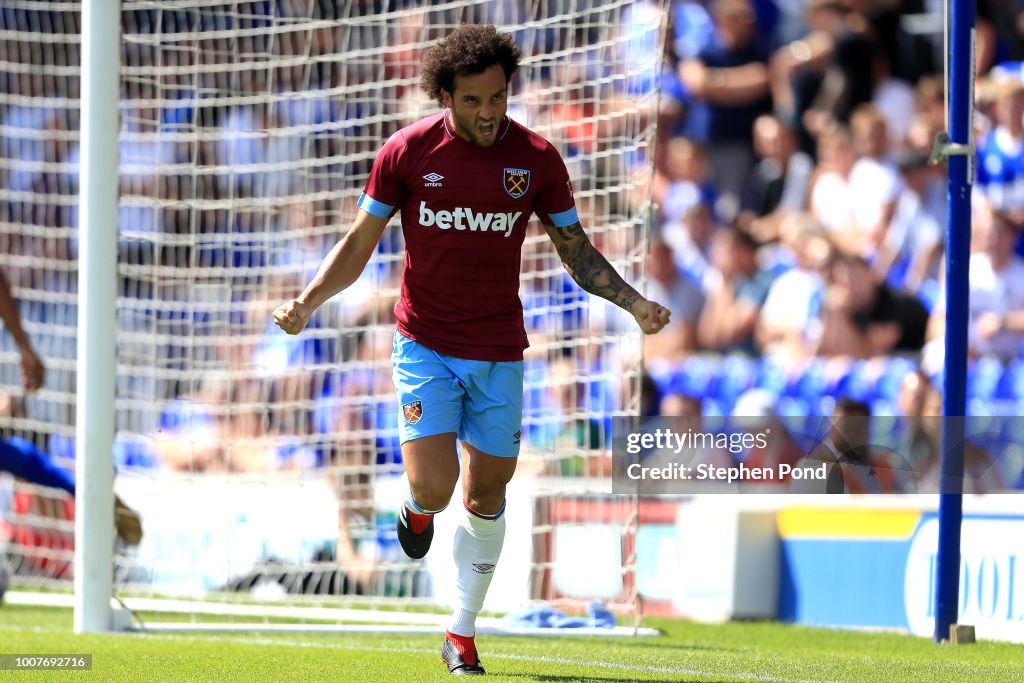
[976, 76, 1024, 224]
[678, 0, 773, 220]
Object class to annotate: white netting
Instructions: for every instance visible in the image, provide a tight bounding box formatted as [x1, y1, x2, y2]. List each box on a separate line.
[0, 0, 665, 618]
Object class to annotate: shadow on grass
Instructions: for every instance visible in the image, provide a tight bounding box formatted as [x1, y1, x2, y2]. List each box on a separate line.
[614, 640, 748, 654]
[517, 676, 739, 683]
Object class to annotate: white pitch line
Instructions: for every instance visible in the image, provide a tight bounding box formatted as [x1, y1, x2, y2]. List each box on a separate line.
[0, 619, 845, 683]
[4, 592, 661, 637]
[135, 622, 661, 637]
[149, 631, 846, 683]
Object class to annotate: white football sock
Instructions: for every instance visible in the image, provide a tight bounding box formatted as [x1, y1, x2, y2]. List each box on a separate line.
[449, 607, 477, 638]
[449, 502, 506, 637]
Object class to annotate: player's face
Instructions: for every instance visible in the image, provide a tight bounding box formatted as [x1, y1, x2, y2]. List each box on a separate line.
[442, 64, 508, 148]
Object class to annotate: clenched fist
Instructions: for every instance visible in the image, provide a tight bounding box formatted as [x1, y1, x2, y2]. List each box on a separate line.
[630, 299, 672, 335]
[273, 299, 313, 335]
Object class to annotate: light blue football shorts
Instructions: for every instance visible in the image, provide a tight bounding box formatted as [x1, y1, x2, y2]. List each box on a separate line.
[391, 331, 523, 458]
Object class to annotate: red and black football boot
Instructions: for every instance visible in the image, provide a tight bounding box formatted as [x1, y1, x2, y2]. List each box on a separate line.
[441, 632, 485, 676]
[396, 504, 434, 559]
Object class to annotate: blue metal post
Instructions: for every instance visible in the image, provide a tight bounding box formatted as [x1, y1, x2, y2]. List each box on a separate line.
[934, 0, 974, 643]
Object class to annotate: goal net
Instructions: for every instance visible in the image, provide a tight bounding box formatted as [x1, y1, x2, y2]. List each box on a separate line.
[0, 0, 665, 628]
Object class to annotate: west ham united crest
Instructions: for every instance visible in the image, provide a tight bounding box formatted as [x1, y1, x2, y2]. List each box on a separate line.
[402, 400, 423, 424]
[503, 168, 530, 199]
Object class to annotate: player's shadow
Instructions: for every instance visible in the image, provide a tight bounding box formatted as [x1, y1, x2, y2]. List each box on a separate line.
[622, 640, 746, 653]
[521, 675, 738, 682]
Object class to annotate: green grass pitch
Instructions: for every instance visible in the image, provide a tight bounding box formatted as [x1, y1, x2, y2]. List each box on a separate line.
[1, 604, 1021, 682]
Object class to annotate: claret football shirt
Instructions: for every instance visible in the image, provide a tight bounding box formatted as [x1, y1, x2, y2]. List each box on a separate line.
[358, 110, 578, 361]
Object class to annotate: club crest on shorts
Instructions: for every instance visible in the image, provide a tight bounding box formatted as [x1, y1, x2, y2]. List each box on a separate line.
[503, 168, 530, 199]
[402, 400, 423, 424]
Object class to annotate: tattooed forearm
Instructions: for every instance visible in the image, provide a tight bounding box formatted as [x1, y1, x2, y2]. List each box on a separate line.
[552, 223, 585, 240]
[549, 223, 641, 311]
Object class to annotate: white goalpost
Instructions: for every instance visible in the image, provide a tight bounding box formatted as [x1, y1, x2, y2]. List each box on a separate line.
[0, 0, 666, 635]
[75, 0, 120, 633]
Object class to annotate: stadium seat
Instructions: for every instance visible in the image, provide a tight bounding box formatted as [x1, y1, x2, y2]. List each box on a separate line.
[821, 359, 851, 397]
[875, 357, 917, 403]
[671, 355, 719, 398]
[774, 398, 823, 451]
[714, 355, 757, 405]
[832, 360, 871, 402]
[985, 398, 1019, 417]
[646, 361, 676, 397]
[374, 400, 402, 466]
[967, 398, 990, 417]
[114, 436, 158, 470]
[995, 359, 1024, 401]
[46, 432, 158, 470]
[776, 396, 809, 418]
[967, 357, 1004, 401]
[702, 398, 727, 419]
[871, 398, 896, 417]
[776, 397, 811, 443]
[755, 357, 789, 395]
[786, 358, 828, 400]
[47, 433, 75, 462]
[808, 395, 837, 418]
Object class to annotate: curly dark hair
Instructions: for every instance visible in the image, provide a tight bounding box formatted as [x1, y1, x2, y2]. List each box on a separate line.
[421, 24, 521, 106]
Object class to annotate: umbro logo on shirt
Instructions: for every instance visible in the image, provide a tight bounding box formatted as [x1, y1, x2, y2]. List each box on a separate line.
[423, 172, 444, 187]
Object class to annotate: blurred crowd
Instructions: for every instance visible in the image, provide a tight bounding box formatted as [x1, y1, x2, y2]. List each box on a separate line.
[0, 0, 664, 492]
[0, 0, 1024, 494]
[650, 0, 1023, 369]
[640, 0, 1024, 490]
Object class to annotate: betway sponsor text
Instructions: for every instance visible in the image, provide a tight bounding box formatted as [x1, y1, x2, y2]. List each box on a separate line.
[419, 201, 522, 237]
